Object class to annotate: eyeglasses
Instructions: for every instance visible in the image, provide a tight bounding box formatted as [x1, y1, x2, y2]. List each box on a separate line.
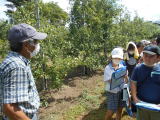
[27, 39, 39, 45]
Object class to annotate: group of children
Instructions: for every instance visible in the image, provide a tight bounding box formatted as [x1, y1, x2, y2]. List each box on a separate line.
[104, 38, 160, 120]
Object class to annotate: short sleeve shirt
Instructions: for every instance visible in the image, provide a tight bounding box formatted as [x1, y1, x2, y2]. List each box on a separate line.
[104, 63, 125, 93]
[131, 63, 160, 104]
[0, 51, 40, 118]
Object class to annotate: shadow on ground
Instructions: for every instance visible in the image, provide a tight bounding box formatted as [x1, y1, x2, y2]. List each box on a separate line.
[81, 100, 106, 120]
[64, 69, 103, 87]
[81, 98, 134, 120]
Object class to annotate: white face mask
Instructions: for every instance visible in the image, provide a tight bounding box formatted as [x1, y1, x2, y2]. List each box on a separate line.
[112, 59, 121, 65]
[30, 43, 40, 57]
[129, 51, 134, 55]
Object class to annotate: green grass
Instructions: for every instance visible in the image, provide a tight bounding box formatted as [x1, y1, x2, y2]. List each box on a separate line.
[62, 79, 136, 120]
[63, 104, 86, 120]
[62, 81, 106, 120]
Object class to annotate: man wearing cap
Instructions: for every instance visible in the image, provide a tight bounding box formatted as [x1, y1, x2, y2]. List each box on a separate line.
[0, 23, 47, 120]
[131, 45, 160, 120]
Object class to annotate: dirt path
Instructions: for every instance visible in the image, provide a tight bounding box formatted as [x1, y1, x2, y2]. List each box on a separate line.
[39, 71, 103, 120]
[39, 71, 134, 120]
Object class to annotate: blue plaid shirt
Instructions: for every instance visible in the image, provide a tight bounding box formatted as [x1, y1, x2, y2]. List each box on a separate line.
[0, 51, 40, 118]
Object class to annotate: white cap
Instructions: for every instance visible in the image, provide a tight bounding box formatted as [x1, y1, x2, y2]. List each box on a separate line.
[111, 48, 123, 59]
[141, 40, 151, 45]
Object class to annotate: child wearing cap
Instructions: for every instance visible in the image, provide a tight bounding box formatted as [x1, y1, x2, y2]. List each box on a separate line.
[104, 48, 128, 120]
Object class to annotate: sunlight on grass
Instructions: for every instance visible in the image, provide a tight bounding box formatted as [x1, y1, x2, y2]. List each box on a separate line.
[61, 78, 136, 120]
[63, 104, 86, 120]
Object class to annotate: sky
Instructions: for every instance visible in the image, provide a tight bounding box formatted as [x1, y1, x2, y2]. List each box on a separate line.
[120, 0, 160, 21]
[44, 0, 70, 12]
[0, 0, 9, 20]
[0, 0, 160, 21]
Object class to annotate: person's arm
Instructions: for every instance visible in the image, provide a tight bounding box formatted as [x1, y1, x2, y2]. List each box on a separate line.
[124, 70, 128, 83]
[130, 66, 141, 103]
[3, 68, 30, 120]
[3, 103, 30, 120]
[131, 81, 140, 103]
[104, 65, 112, 83]
[106, 80, 111, 83]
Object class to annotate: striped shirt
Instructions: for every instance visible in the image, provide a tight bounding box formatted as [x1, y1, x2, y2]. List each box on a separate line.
[0, 51, 40, 118]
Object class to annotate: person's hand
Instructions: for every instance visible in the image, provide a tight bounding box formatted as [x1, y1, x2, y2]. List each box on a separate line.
[108, 80, 111, 83]
[124, 70, 129, 83]
[124, 74, 128, 83]
[157, 104, 160, 107]
[133, 97, 140, 104]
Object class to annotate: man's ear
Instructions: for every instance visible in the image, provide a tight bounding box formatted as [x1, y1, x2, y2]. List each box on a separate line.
[21, 42, 29, 52]
[23, 41, 30, 49]
[23, 41, 28, 46]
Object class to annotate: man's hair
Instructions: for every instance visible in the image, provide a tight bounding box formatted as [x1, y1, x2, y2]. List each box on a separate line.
[9, 41, 23, 52]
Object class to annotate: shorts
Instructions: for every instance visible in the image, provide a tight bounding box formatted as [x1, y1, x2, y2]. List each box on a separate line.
[106, 91, 125, 112]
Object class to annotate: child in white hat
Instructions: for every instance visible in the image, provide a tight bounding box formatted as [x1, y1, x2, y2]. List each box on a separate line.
[104, 47, 128, 120]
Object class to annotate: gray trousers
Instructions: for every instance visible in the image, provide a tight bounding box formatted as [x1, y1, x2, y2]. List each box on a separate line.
[137, 108, 160, 120]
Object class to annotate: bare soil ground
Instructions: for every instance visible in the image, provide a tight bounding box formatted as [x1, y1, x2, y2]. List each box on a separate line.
[39, 71, 135, 120]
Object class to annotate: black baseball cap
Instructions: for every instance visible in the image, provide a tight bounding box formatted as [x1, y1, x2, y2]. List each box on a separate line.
[143, 45, 160, 55]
